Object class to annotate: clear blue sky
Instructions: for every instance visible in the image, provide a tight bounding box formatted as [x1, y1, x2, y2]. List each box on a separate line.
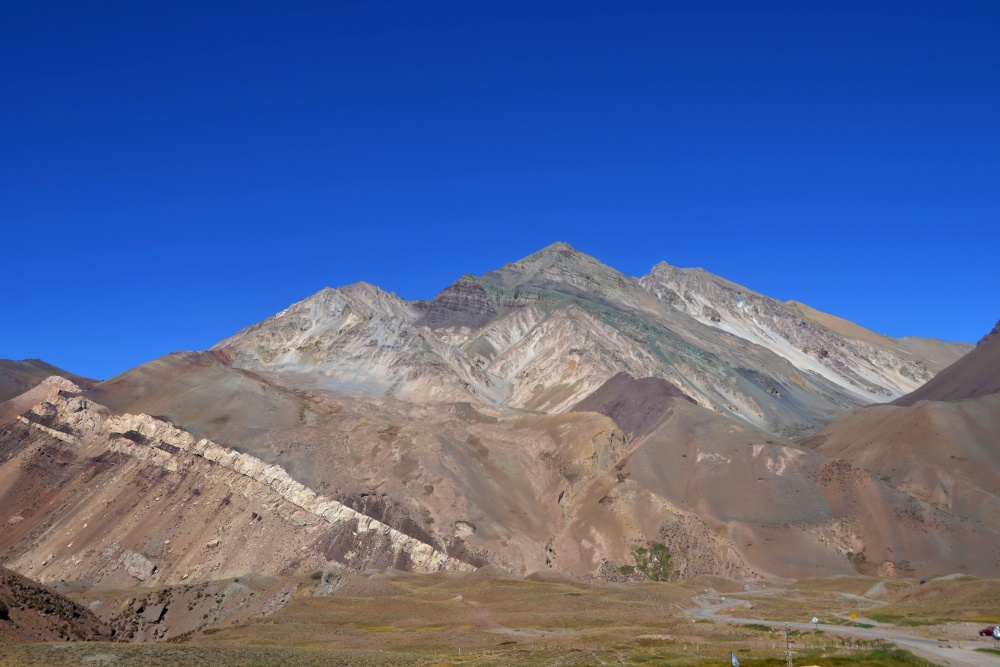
[3, 1, 998, 380]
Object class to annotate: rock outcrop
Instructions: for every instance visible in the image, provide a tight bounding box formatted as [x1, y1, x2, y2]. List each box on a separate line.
[0, 359, 96, 403]
[104, 411, 471, 574]
[0, 385, 471, 587]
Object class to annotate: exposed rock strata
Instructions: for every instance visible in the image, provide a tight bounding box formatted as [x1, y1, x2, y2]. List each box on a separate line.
[104, 411, 470, 574]
[214, 243, 969, 437]
[416, 275, 499, 330]
[0, 385, 471, 587]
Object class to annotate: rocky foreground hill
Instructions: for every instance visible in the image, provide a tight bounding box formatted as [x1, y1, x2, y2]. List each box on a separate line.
[0, 565, 111, 645]
[1, 243, 995, 592]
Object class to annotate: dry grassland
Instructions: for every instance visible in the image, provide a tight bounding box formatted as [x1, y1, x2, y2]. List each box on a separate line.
[3, 571, 997, 666]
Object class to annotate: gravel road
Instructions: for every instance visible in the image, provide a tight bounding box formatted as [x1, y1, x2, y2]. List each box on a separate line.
[689, 596, 1000, 667]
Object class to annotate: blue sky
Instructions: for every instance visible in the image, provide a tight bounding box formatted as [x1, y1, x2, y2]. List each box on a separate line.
[3, 1, 998, 380]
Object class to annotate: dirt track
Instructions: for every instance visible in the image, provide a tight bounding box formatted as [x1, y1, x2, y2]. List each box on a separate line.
[689, 594, 1000, 667]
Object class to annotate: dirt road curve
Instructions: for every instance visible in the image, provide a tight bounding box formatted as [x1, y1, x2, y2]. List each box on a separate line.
[690, 597, 1000, 667]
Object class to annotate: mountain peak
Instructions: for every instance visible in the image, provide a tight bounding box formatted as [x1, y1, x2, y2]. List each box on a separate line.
[646, 261, 757, 296]
[495, 241, 591, 271]
[481, 242, 626, 291]
[526, 240, 578, 256]
[539, 240, 575, 252]
[979, 319, 1000, 346]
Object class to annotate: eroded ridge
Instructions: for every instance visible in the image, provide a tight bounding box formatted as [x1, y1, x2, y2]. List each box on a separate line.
[104, 411, 473, 574]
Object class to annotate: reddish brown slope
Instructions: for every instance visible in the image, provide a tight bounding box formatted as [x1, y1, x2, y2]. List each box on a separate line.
[83, 350, 304, 454]
[805, 320, 1000, 551]
[623, 399, 994, 578]
[893, 320, 1000, 406]
[808, 395, 1000, 521]
[563, 374, 1000, 580]
[571, 372, 694, 441]
[0, 359, 95, 402]
[0, 566, 111, 644]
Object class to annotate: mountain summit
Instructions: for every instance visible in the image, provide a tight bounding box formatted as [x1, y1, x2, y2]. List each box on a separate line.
[481, 241, 636, 294]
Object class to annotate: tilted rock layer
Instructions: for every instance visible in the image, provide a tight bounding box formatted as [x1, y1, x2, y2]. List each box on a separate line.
[0, 384, 470, 588]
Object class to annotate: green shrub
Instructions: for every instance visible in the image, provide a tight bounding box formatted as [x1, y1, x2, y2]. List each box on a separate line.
[631, 542, 674, 581]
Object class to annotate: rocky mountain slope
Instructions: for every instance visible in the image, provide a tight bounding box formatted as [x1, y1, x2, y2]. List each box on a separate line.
[803, 321, 1000, 562]
[0, 244, 992, 596]
[214, 243, 968, 438]
[0, 378, 470, 590]
[0, 566, 111, 645]
[0, 359, 95, 403]
[892, 319, 1000, 406]
[2, 363, 995, 590]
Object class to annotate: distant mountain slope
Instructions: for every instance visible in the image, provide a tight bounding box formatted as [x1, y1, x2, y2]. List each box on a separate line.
[0, 359, 95, 402]
[804, 319, 1000, 538]
[892, 320, 1000, 406]
[214, 242, 970, 438]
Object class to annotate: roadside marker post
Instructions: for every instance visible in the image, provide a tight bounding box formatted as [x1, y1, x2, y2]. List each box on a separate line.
[785, 622, 792, 667]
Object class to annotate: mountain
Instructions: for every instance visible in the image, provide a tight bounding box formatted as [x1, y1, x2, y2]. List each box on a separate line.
[0, 359, 95, 402]
[803, 320, 1000, 570]
[0, 376, 470, 590]
[215, 242, 969, 438]
[0, 243, 991, 590]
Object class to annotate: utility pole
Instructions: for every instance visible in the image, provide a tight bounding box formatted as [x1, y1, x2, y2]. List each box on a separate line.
[785, 622, 792, 667]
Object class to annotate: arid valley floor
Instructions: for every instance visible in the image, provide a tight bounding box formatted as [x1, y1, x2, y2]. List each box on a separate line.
[3, 568, 1000, 666]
